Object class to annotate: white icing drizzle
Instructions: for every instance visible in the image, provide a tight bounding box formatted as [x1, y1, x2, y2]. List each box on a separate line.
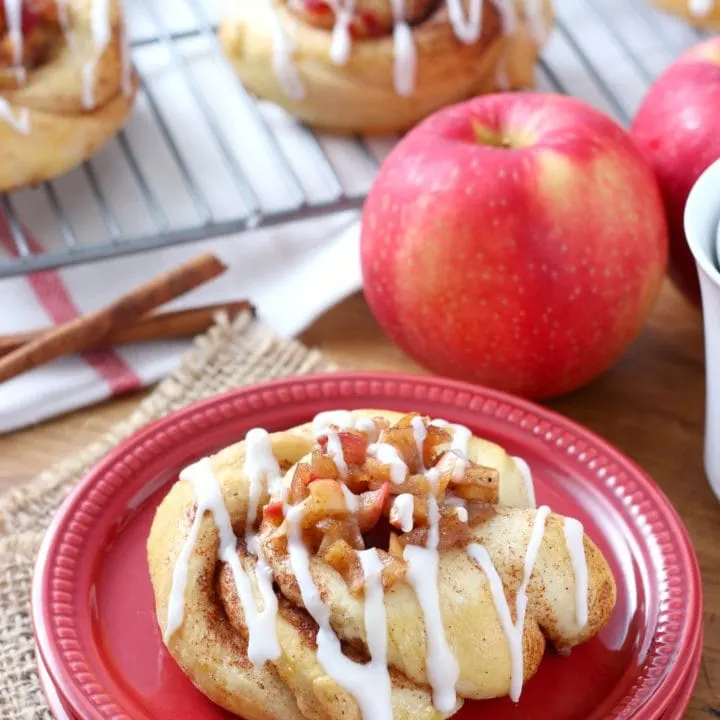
[5, 0, 25, 84]
[467, 505, 551, 702]
[57, 0, 70, 36]
[563, 517, 588, 629]
[455, 506, 468, 523]
[81, 0, 112, 109]
[411, 416, 427, 471]
[446, 0, 483, 43]
[425, 486, 441, 551]
[511, 456, 537, 509]
[399, 463, 458, 712]
[524, 0, 549, 45]
[368, 442, 408, 485]
[328, 0, 355, 65]
[244, 428, 282, 531]
[312, 410, 377, 438]
[431, 419, 472, 480]
[689, 0, 714, 16]
[164, 458, 281, 665]
[391, 493, 415, 532]
[261, 0, 551, 104]
[0, 98, 29, 134]
[466, 544, 519, 696]
[118, 0, 133, 96]
[326, 429, 349, 478]
[489, 0, 518, 36]
[390, 0, 417, 96]
[264, 0, 306, 100]
[340, 482, 360, 513]
[286, 505, 393, 720]
[403, 544, 459, 712]
[313, 410, 354, 437]
[357, 549, 393, 713]
[355, 417, 378, 434]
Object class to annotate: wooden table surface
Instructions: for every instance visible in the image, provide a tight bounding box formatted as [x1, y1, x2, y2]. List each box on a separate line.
[1, 283, 718, 718]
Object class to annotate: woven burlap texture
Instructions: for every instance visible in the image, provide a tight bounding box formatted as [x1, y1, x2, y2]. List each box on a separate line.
[0, 311, 333, 719]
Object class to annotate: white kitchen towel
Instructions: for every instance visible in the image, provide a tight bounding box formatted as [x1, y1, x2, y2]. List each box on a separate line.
[0, 214, 362, 434]
[0, 0, 702, 434]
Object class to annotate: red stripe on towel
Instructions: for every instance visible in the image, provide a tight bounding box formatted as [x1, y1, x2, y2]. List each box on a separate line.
[0, 224, 141, 394]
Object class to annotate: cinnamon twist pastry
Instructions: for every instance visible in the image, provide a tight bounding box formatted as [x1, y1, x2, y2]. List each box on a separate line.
[148, 409, 616, 720]
[218, 1, 554, 134]
[647, 0, 720, 28]
[0, 0, 136, 192]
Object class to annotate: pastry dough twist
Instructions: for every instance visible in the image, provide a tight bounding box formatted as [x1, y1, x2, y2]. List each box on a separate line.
[0, 0, 135, 192]
[148, 409, 615, 720]
[219, 0, 553, 134]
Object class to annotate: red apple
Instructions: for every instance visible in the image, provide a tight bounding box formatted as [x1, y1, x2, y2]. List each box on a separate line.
[361, 92, 668, 399]
[631, 36, 720, 306]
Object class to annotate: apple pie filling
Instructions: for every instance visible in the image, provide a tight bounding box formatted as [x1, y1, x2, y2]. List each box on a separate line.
[261, 413, 500, 596]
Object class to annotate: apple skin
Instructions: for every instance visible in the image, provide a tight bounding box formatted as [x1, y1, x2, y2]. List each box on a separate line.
[631, 36, 720, 306]
[361, 92, 668, 399]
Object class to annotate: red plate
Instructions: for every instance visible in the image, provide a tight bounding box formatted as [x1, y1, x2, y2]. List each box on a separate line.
[32, 373, 703, 720]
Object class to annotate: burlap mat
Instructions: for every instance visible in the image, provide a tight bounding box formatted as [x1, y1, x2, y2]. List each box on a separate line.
[0, 311, 334, 719]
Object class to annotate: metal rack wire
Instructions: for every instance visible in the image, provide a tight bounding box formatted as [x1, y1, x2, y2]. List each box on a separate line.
[0, 0, 710, 278]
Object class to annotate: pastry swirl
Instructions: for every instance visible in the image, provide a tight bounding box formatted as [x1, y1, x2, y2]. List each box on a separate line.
[218, 0, 554, 134]
[0, 0, 136, 192]
[148, 409, 615, 720]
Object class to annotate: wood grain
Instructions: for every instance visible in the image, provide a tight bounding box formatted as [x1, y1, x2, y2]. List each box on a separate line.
[0, 281, 718, 717]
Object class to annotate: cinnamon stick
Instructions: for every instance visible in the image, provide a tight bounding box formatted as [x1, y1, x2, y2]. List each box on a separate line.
[0, 252, 227, 383]
[0, 300, 253, 358]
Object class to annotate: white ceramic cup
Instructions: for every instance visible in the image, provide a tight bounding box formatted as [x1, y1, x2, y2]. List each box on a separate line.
[685, 157, 720, 501]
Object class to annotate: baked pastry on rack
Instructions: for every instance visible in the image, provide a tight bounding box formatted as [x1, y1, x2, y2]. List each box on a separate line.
[647, 0, 720, 28]
[0, 0, 136, 192]
[148, 409, 616, 720]
[218, 1, 554, 134]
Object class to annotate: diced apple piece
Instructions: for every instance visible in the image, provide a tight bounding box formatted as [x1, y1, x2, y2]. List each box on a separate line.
[376, 548, 407, 589]
[357, 482, 390, 532]
[320, 538, 364, 594]
[315, 516, 365, 551]
[263, 500, 284, 519]
[466, 501, 497, 527]
[344, 466, 372, 493]
[388, 532, 404, 559]
[265, 522, 289, 554]
[379, 426, 422, 472]
[453, 465, 499, 503]
[339, 430, 369, 466]
[393, 412, 419, 429]
[302, 480, 351, 527]
[437, 507, 471, 548]
[396, 510, 470, 551]
[423, 424, 452, 467]
[397, 473, 432, 496]
[365, 457, 393, 488]
[310, 449, 340, 481]
[288, 463, 313, 505]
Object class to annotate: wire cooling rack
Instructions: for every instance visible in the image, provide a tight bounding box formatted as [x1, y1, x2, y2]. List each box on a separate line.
[0, 0, 712, 278]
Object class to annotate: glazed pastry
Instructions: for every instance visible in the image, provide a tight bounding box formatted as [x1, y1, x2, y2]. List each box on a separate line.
[648, 0, 720, 28]
[148, 409, 616, 720]
[218, 1, 554, 134]
[0, 0, 136, 192]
